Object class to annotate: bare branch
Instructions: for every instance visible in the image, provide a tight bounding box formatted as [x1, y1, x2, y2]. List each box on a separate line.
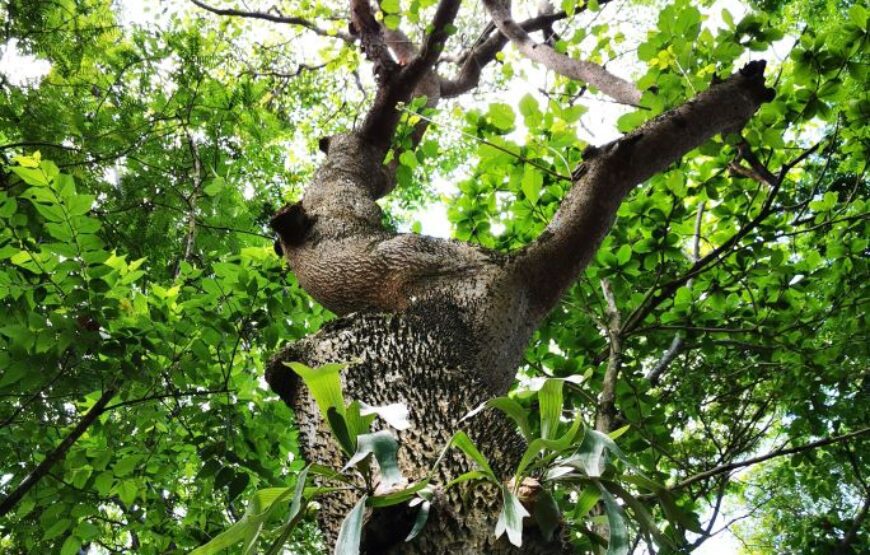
[514, 61, 775, 318]
[358, 0, 462, 151]
[482, 0, 641, 105]
[672, 427, 870, 491]
[189, 0, 352, 41]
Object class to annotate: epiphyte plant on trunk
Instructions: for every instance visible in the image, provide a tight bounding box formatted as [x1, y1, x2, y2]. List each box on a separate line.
[192, 0, 776, 552]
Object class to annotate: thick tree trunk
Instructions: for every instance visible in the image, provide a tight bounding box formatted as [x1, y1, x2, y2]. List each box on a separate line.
[266, 60, 771, 552]
[267, 304, 569, 553]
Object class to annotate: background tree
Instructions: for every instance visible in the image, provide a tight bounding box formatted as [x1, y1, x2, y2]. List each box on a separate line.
[0, 0, 867, 553]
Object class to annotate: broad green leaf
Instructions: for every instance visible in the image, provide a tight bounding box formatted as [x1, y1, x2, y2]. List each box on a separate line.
[603, 480, 677, 550]
[335, 495, 367, 555]
[532, 488, 561, 541]
[285, 361, 347, 418]
[487, 397, 532, 439]
[515, 416, 583, 479]
[328, 407, 356, 457]
[405, 500, 431, 542]
[343, 430, 404, 490]
[595, 480, 629, 555]
[494, 485, 529, 547]
[539, 378, 564, 439]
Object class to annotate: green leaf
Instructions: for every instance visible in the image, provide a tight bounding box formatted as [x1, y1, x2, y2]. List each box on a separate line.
[344, 430, 404, 490]
[113, 454, 141, 477]
[573, 485, 601, 519]
[521, 165, 543, 204]
[616, 244, 632, 266]
[116, 479, 137, 506]
[381, 0, 400, 13]
[539, 378, 564, 439]
[515, 416, 583, 479]
[264, 466, 310, 555]
[532, 489, 561, 541]
[595, 480, 629, 555]
[203, 177, 225, 196]
[67, 194, 94, 215]
[448, 431, 497, 482]
[285, 361, 347, 418]
[405, 500, 431, 541]
[604, 481, 677, 551]
[328, 407, 356, 457]
[494, 485, 529, 547]
[369, 480, 431, 507]
[11, 166, 50, 186]
[335, 495, 367, 555]
[43, 518, 71, 540]
[487, 397, 532, 439]
[487, 103, 516, 131]
[60, 535, 82, 555]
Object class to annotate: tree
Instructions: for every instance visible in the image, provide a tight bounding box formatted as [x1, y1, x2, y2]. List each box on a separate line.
[0, 0, 867, 553]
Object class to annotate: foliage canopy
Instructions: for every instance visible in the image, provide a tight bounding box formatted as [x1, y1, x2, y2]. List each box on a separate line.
[0, 0, 867, 553]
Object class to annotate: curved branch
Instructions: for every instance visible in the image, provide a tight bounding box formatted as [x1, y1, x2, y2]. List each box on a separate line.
[482, 0, 641, 106]
[189, 0, 352, 41]
[513, 61, 774, 318]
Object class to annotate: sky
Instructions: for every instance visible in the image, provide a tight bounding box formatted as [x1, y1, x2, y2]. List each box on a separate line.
[0, 1, 802, 552]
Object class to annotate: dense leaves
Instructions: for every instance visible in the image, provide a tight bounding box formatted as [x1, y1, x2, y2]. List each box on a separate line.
[1, 0, 868, 553]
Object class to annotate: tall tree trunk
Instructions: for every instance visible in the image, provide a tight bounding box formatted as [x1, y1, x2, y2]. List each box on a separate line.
[267, 305, 568, 553]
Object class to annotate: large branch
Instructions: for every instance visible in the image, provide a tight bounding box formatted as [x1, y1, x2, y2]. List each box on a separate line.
[482, 0, 641, 105]
[514, 61, 775, 317]
[357, 0, 462, 151]
[439, 10, 568, 98]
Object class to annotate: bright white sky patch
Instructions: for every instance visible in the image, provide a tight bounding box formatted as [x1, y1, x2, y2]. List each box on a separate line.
[0, 38, 51, 86]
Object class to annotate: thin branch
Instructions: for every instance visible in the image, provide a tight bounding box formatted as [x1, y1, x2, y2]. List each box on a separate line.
[103, 387, 231, 411]
[0, 387, 117, 517]
[621, 138, 824, 336]
[646, 201, 704, 386]
[189, 0, 352, 41]
[672, 427, 870, 491]
[357, 0, 461, 151]
[439, 10, 568, 97]
[482, 0, 641, 106]
[595, 278, 621, 432]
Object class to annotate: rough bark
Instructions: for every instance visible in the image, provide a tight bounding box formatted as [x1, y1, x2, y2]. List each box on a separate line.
[266, 305, 570, 553]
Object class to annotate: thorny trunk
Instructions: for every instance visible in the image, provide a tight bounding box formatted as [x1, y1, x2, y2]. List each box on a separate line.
[259, 1, 773, 548]
[267, 307, 567, 553]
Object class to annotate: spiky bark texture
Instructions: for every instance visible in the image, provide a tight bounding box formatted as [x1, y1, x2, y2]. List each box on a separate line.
[267, 306, 571, 553]
[267, 62, 773, 552]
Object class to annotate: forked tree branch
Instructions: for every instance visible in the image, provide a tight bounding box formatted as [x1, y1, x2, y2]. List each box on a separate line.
[356, 0, 462, 151]
[482, 0, 641, 106]
[514, 61, 775, 317]
[0, 387, 117, 517]
[439, 10, 568, 97]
